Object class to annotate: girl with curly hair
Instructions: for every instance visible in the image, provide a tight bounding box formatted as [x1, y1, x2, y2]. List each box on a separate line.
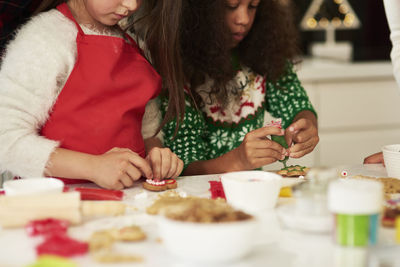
[158, 0, 319, 175]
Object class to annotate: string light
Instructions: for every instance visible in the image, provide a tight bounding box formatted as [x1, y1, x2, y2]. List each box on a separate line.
[307, 17, 318, 29]
[338, 4, 348, 14]
[319, 17, 330, 28]
[300, 0, 360, 30]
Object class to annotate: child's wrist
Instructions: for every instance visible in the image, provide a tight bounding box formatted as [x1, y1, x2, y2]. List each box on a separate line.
[229, 148, 247, 171]
[82, 154, 99, 183]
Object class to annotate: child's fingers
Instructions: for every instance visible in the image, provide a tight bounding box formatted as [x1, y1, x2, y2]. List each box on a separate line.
[160, 149, 172, 178]
[173, 159, 184, 178]
[247, 139, 286, 154]
[111, 181, 124, 191]
[119, 174, 135, 188]
[289, 146, 314, 158]
[251, 147, 285, 161]
[149, 153, 162, 180]
[292, 130, 312, 145]
[128, 152, 153, 179]
[289, 118, 309, 132]
[166, 154, 178, 178]
[288, 119, 318, 147]
[284, 127, 297, 147]
[124, 163, 142, 182]
[247, 126, 284, 140]
[288, 138, 317, 158]
[285, 119, 311, 146]
[293, 126, 317, 144]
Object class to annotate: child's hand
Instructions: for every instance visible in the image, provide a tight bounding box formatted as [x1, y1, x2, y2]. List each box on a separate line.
[91, 147, 153, 190]
[364, 152, 385, 165]
[146, 147, 184, 180]
[285, 118, 319, 158]
[234, 126, 287, 169]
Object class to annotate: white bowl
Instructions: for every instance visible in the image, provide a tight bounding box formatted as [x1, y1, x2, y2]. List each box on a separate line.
[221, 171, 282, 214]
[158, 216, 258, 262]
[382, 144, 400, 179]
[3, 178, 64, 196]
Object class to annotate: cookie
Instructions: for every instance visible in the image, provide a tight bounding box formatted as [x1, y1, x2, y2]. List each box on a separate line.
[142, 179, 177, 192]
[109, 226, 146, 242]
[377, 177, 400, 194]
[89, 226, 147, 252]
[277, 165, 309, 177]
[382, 197, 400, 228]
[92, 251, 143, 263]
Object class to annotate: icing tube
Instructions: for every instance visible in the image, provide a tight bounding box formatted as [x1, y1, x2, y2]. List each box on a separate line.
[267, 119, 289, 167]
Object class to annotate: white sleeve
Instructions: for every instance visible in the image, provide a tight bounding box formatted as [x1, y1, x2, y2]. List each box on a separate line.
[141, 98, 164, 142]
[0, 10, 77, 177]
[383, 0, 400, 89]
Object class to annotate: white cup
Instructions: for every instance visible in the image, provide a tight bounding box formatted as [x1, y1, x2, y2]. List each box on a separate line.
[382, 144, 400, 179]
[221, 171, 282, 214]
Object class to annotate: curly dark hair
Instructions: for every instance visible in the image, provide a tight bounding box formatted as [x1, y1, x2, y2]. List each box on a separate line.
[181, 0, 301, 106]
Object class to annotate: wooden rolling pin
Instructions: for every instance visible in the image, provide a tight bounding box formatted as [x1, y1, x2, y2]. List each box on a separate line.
[0, 192, 126, 228]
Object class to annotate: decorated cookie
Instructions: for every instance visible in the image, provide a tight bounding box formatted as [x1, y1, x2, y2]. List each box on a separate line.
[277, 165, 309, 177]
[382, 197, 400, 228]
[142, 179, 177, 192]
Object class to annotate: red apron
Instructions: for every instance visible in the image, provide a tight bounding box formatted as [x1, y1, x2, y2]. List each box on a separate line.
[41, 3, 161, 184]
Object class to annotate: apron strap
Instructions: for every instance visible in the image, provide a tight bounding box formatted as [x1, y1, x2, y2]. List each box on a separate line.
[57, 3, 85, 36]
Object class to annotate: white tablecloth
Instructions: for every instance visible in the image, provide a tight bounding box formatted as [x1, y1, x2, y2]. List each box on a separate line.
[0, 164, 398, 267]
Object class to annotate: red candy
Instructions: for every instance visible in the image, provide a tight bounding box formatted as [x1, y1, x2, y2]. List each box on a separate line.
[74, 187, 123, 201]
[36, 233, 88, 257]
[26, 218, 69, 237]
[209, 180, 226, 200]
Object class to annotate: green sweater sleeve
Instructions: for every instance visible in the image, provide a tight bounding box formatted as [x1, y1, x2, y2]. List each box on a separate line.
[160, 94, 210, 170]
[265, 64, 317, 129]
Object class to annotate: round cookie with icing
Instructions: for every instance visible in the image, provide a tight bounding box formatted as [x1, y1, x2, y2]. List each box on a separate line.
[142, 179, 177, 192]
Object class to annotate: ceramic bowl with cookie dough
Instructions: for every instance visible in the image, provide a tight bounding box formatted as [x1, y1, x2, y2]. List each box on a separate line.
[147, 194, 259, 263]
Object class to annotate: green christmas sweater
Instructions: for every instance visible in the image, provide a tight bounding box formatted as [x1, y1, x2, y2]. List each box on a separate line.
[160, 65, 317, 169]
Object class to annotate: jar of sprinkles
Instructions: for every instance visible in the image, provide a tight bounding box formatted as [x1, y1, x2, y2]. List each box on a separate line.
[328, 179, 383, 247]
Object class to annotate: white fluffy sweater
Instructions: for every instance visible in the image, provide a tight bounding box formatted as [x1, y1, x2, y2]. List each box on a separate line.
[0, 9, 161, 178]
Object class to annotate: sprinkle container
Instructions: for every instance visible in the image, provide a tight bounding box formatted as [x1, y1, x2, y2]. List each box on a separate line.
[328, 179, 383, 247]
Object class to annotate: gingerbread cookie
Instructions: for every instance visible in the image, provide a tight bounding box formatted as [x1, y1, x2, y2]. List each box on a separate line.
[277, 165, 309, 177]
[142, 179, 177, 192]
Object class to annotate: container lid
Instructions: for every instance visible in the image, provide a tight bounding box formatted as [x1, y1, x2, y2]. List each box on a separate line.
[328, 179, 383, 214]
